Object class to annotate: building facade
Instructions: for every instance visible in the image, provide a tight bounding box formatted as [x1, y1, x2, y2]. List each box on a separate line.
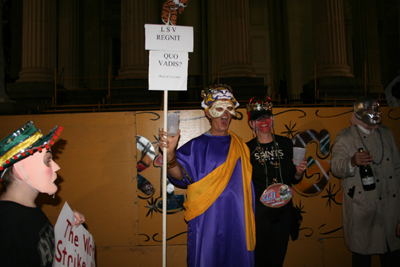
[1, 0, 399, 114]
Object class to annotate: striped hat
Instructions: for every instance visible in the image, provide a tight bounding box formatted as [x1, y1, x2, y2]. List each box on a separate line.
[0, 121, 63, 177]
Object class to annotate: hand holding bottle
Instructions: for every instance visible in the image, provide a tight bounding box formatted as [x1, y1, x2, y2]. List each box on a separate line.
[351, 149, 373, 167]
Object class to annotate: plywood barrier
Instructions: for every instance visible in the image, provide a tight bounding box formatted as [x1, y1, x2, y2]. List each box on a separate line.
[0, 107, 399, 267]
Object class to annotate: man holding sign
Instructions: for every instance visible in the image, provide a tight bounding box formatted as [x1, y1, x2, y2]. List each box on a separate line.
[159, 85, 255, 267]
[0, 121, 85, 267]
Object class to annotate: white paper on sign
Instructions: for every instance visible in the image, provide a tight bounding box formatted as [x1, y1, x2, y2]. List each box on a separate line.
[53, 202, 96, 267]
[149, 51, 189, 91]
[145, 24, 194, 52]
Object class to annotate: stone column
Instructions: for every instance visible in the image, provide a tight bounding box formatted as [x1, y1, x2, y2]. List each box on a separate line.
[351, 0, 382, 92]
[58, 0, 82, 89]
[313, 0, 352, 78]
[217, 0, 256, 77]
[118, 0, 158, 79]
[17, 0, 56, 83]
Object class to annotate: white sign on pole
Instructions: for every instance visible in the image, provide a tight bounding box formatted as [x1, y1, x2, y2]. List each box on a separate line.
[53, 202, 96, 267]
[149, 50, 189, 91]
[145, 24, 194, 52]
[145, 22, 194, 267]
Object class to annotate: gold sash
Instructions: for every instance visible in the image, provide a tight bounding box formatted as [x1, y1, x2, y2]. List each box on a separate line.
[183, 130, 255, 251]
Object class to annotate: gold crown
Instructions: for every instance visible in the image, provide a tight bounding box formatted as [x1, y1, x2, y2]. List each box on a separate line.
[246, 96, 273, 112]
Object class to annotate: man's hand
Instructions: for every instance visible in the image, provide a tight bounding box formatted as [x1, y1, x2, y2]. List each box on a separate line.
[73, 210, 85, 227]
[158, 129, 181, 159]
[351, 151, 373, 167]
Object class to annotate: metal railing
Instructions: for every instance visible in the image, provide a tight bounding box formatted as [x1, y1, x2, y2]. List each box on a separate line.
[45, 65, 387, 114]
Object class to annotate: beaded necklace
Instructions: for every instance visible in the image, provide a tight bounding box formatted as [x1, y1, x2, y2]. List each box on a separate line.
[355, 126, 384, 165]
[256, 134, 283, 187]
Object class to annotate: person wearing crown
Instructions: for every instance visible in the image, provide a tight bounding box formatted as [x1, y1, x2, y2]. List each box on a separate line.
[246, 97, 307, 267]
[159, 84, 255, 267]
[0, 121, 85, 267]
[331, 97, 400, 266]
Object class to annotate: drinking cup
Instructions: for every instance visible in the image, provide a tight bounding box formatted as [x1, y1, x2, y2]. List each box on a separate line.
[293, 147, 306, 165]
[167, 113, 180, 136]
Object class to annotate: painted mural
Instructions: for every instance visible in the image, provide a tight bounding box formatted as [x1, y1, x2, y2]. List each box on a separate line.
[0, 107, 398, 266]
[135, 107, 399, 247]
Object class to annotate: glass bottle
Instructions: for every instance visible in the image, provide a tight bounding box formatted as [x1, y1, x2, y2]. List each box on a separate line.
[358, 148, 376, 191]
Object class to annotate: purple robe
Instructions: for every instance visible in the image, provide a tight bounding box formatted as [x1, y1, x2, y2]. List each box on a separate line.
[170, 133, 255, 267]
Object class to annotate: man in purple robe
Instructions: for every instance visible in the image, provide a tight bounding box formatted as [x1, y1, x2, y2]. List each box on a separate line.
[159, 84, 255, 267]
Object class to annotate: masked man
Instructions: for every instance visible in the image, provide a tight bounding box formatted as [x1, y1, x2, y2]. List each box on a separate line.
[331, 97, 400, 266]
[0, 121, 85, 267]
[159, 84, 255, 267]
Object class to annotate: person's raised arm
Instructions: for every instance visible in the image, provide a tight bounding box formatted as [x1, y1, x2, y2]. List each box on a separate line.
[158, 129, 183, 180]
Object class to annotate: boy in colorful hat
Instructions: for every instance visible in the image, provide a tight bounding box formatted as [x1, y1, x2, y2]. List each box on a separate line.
[159, 84, 255, 267]
[0, 121, 85, 267]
